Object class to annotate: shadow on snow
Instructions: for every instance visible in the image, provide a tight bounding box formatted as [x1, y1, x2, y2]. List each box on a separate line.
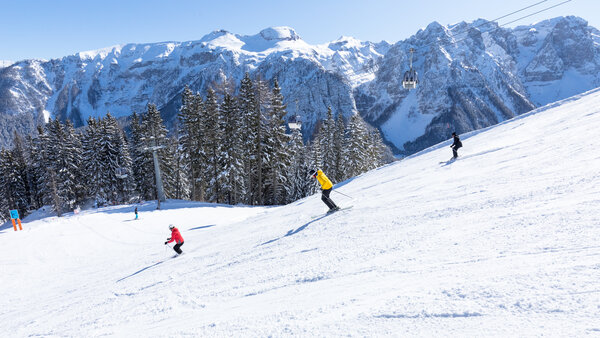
[189, 224, 216, 231]
[116, 261, 165, 283]
[259, 214, 329, 246]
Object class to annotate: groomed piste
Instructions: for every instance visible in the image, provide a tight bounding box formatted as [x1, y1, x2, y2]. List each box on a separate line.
[1, 88, 599, 336]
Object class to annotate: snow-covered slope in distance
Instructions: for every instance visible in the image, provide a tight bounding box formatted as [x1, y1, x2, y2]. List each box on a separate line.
[1, 88, 599, 336]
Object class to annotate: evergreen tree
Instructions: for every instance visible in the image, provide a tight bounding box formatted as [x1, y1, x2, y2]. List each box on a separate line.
[178, 86, 205, 201]
[81, 117, 104, 204]
[220, 93, 246, 204]
[130, 112, 155, 201]
[61, 120, 85, 208]
[366, 127, 386, 171]
[346, 113, 370, 178]
[30, 127, 50, 210]
[169, 133, 190, 200]
[253, 76, 272, 205]
[10, 132, 35, 214]
[101, 113, 135, 203]
[263, 78, 291, 204]
[238, 73, 258, 204]
[286, 123, 311, 203]
[42, 119, 83, 212]
[203, 88, 225, 203]
[332, 113, 346, 182]
[321, 107, 336, 180]
[0, 149, 28, 220]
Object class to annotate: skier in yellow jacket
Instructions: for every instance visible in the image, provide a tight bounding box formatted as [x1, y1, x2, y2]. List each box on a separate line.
[309, 169, 340, 212]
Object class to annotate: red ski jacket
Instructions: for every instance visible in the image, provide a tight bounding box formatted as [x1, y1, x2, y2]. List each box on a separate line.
[167, 227, 184, 244]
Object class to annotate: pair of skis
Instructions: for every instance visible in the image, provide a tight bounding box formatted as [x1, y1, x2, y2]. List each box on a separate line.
[311, 205, 353, 219]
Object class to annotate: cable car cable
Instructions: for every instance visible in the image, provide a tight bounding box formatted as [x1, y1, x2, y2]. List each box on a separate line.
[398, 0, 574, 89]
[441, 0, 573, 50]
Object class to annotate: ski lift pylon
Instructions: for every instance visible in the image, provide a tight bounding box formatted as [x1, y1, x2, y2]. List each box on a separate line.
[402, 48, 418, 90]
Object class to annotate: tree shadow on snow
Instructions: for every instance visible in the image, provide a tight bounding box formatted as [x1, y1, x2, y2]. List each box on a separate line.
[189, 225, 216, 231]
[116, 261, 165, 282]
[259, 215, 328, 246]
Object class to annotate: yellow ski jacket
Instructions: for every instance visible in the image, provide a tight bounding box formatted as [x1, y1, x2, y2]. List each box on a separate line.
[315, 169, 333, 190]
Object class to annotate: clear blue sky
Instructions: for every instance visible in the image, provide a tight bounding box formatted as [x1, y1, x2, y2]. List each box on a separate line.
[0, 0, 596, 61]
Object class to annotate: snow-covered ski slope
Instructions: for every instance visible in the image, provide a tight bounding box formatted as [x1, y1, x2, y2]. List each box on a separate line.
[2, 89, 600, 336]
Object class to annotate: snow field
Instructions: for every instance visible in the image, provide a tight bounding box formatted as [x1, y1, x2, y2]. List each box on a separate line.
[1, 89, 600, 336]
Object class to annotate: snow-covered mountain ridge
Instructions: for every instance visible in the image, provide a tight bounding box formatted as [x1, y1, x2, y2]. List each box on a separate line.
[1, 17, 599, 155]
[1, 86, 599, 335]
[357, 16, 600, 154]
[0, 26, 389, 145]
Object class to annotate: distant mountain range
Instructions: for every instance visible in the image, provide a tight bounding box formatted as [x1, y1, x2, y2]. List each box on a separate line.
[1, 16, 599, 155]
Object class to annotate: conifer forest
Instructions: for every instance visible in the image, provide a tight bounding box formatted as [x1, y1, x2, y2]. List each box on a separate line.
[0, 73, 390, 222]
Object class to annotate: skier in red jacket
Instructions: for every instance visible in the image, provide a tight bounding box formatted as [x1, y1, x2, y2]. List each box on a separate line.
[165, 224, 184, 255]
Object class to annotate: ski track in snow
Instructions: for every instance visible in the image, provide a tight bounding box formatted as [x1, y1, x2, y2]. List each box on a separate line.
[1, 90, 600, 336]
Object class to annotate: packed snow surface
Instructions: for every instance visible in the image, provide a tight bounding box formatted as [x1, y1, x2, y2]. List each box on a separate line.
[1, 89, 600, 335]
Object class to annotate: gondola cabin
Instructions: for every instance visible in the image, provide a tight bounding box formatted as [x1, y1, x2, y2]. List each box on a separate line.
[402, 48, 418, 90]
[402, 69, 418, 89]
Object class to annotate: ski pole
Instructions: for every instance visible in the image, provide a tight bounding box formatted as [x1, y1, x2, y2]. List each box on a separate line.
[333, 190, 354, 200]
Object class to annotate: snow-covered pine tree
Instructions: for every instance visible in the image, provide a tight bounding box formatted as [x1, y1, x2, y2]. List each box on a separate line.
[42, 119, 83, 212]
[310, 120, 324, 172]
[0, 151, 9, 222]
[286, 118, 311, 203]
[263, 78, 291, 205]
[306, 130, 323, 197]
[39, 120, 69, 213]
[130, 112, 155, 201]
[332, 113, 346, 182]
[102, 113, 135, 203]
[238, 73, 258, 204]
[321, 107, 336, 181]
[30, 127, 50, 210]
[0, 149, 28, 221]
[346, 112, 370, 178]
[254, 76, 274, 205]
[61, 120, 85, 208]
[158, 134, 178, 200]
[365, 127, 386, 171]
[81, 117, 104, 204]
[202, 88, 225, 203]
[178, 86, 205, 201]
[220, 93, 247, 205]
[168, 132, 190, 200]
[10, 132, 35, 215]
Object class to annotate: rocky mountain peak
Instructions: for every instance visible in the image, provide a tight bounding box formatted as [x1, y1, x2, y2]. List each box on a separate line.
[0, 18, 599, 156]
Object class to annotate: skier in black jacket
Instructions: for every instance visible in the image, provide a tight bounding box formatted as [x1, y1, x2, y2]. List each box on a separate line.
[450, 132, 462, 158]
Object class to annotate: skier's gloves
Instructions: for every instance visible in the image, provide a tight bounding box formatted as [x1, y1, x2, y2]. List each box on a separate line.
[164, 241, 168, 245]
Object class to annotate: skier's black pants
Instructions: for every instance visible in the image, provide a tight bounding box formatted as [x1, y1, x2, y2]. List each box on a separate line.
[321, 188, 338, 210]
[173, 242, 184, 254]
[452, 146, 460, 158]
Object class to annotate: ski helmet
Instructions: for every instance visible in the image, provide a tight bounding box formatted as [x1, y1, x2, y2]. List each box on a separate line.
[169, 224, 175, 230]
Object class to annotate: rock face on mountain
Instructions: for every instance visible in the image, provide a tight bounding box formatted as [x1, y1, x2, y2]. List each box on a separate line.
[0, 17, 599, 155]
[356, 16, 600, 154]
